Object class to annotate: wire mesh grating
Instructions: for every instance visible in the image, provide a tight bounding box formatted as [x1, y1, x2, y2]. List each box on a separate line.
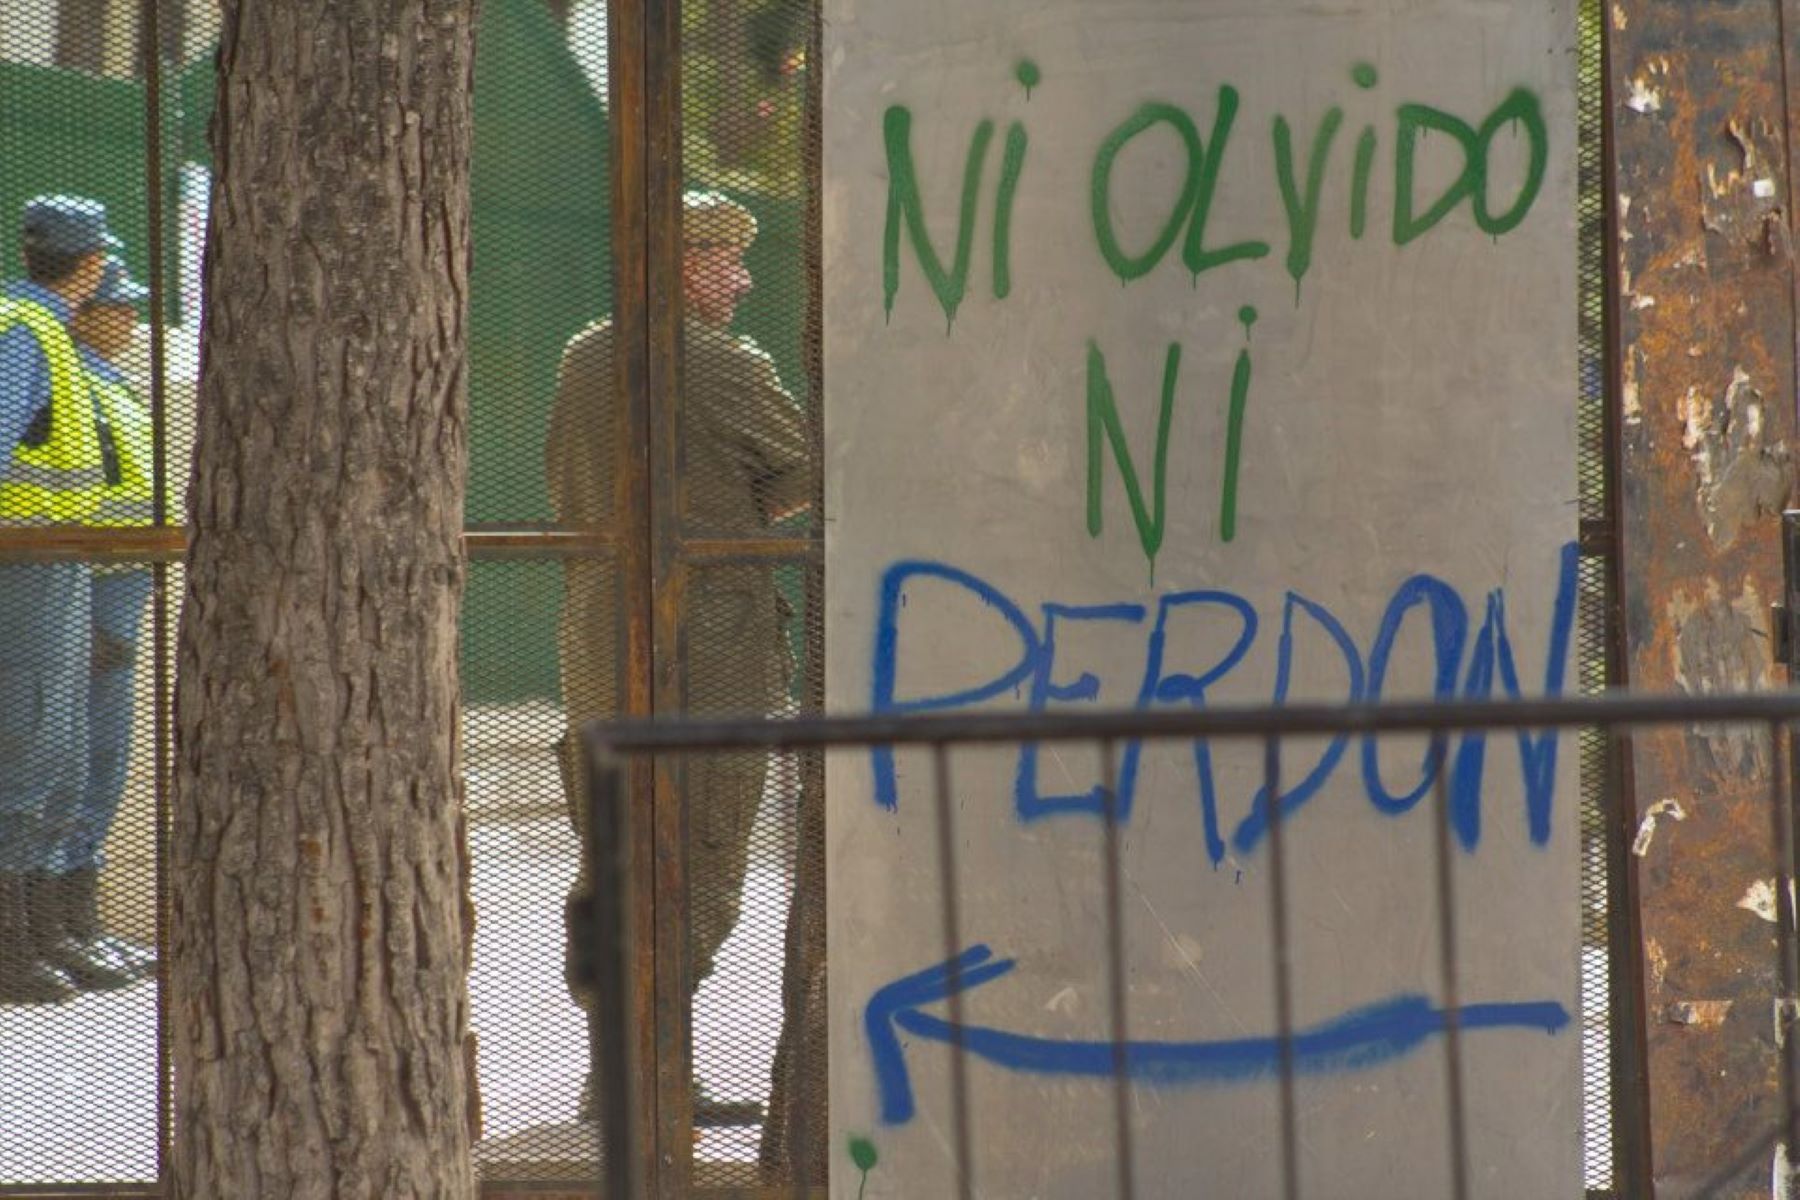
[0, 0, 1620, 1195]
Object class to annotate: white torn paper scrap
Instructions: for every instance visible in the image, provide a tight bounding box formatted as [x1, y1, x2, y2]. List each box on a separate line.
[1632, 798, 1688, 857]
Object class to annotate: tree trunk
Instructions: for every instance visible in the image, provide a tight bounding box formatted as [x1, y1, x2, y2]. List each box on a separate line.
[170, 2, 476, 1197]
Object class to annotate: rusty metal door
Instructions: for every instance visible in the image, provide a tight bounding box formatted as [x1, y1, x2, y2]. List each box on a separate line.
[1607, 3, 1800, 1195]
[608, 0, 826, 1194]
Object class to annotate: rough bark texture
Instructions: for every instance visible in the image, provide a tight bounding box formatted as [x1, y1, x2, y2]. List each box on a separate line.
[170, 2, 476, 1197]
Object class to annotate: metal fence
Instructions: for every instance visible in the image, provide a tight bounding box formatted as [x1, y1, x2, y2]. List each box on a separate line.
[0, 1, 823, 1194]
[575, 690, 1791, 1199]
[0, 1, 1623, 1198]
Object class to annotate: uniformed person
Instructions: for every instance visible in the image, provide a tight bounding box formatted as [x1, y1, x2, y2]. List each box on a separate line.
[41, 257, 158, 990]
[0, 197, 116, 1004]
[547, 190, 809, 1117]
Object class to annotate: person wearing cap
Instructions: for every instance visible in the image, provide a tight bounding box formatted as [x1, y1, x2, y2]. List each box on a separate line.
[0, 196, 119, 1004]
[547, 190, 810, 1119]
[31, 257, 158, 991]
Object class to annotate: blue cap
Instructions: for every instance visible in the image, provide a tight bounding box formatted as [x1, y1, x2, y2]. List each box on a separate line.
[88, 258, 148, 308]
[21, 194, 121, 258]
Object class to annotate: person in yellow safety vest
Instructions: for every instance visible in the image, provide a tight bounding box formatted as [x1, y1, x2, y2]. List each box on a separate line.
[32, 257, 158, 992]
[0, 196, 119, 1006]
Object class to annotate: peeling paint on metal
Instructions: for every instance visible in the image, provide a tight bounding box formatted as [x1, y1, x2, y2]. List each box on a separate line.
[1673, 365, 1792, 549]
[1614, 8, 1800, 1184]
[1777, 999, 1800, 1050]
[1737, 877, 1782, 923]
[1622, 347, 1642, 424]
[1668, 580, 1773, 777]
[1627, 74, 1663, 114]
[1633, 796, 1689, 856]
[1645, 936, 1668, 997]
[1666, 999, 1734, 1027]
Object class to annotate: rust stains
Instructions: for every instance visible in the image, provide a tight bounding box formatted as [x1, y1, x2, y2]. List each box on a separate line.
[1665, 999, 1734, 1027]
[1613, 2, 1800, 1189]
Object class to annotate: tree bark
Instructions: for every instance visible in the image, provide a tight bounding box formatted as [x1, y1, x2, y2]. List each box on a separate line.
[170, 2, 476, 1197]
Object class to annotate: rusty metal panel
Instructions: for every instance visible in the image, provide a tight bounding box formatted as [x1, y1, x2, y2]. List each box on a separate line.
[1610, 2, 1800, 1194]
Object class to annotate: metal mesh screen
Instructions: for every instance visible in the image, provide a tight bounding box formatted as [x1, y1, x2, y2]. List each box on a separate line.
[0, 0, 190, 1187]
[0, 0, 1617, 1195]
[678, 0, 825, 1186]
[1575, 0, 1622, 1193]
[460, 2, 616, 1186]
[0, 556, 169, 1189]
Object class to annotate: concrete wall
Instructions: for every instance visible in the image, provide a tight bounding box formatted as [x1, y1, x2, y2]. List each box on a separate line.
[823, 2, 1581, 1195]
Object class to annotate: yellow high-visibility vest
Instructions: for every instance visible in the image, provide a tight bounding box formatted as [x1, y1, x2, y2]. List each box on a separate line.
[0, 297, 106, 523]
[86, 370, 151, 527]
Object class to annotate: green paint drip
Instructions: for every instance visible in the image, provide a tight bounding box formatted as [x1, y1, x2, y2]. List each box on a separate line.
[1352, 61, 1378, 89]
[1271, 105, 1344, 301]
[1238, 304, 1258, 341]
[993, 122, 1028, 300]
[1087, 339, 1182, 579]
[883, 105, 995, 328]
[849, 1136, 879, 1200]
[1015, 58, 1041, 98]
[1221, 343, 1252, 543]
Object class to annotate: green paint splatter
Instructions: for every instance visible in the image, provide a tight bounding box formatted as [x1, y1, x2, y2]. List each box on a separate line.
[849, 1136, 879, 1199]
[1238, 304, 1257, 340]
[1015, 58, 1041, 98]
[1352, 61, 1378, 89]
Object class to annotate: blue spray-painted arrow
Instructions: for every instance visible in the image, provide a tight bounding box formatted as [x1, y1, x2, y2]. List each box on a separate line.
[866, 945, 1571, 1125]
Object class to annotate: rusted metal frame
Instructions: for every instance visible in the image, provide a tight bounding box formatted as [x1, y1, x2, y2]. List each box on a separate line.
[477, 1190, 829, 1200]
[582, 740, 641, 1199]
[0, 1187, 832, 1199]
[0, 1188, 833, 1200]
[139, 1, 174, 1189]
[1608, 2, 1800, 1191]
[781, 5, 830, 1180]
[1097, 738, 1137, 1200]
[0, 1189, 161, 1198]
[928, 745, 976, 1200]
[607, 0, 663, 1188]
[0, 528, 815, 561]
[596, 691, 1800, 754]
[681, 535, 819, 562]
[1261, 736, 1298, 1200]
[643, 0, 694, 1190]
[0, 527, 186, 561]
[479, 1190, 828, 1200]
[1596, 12, 1651, 1193]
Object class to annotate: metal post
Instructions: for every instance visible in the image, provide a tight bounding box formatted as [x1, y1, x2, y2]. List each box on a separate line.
[581, 734, 641, 1199]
